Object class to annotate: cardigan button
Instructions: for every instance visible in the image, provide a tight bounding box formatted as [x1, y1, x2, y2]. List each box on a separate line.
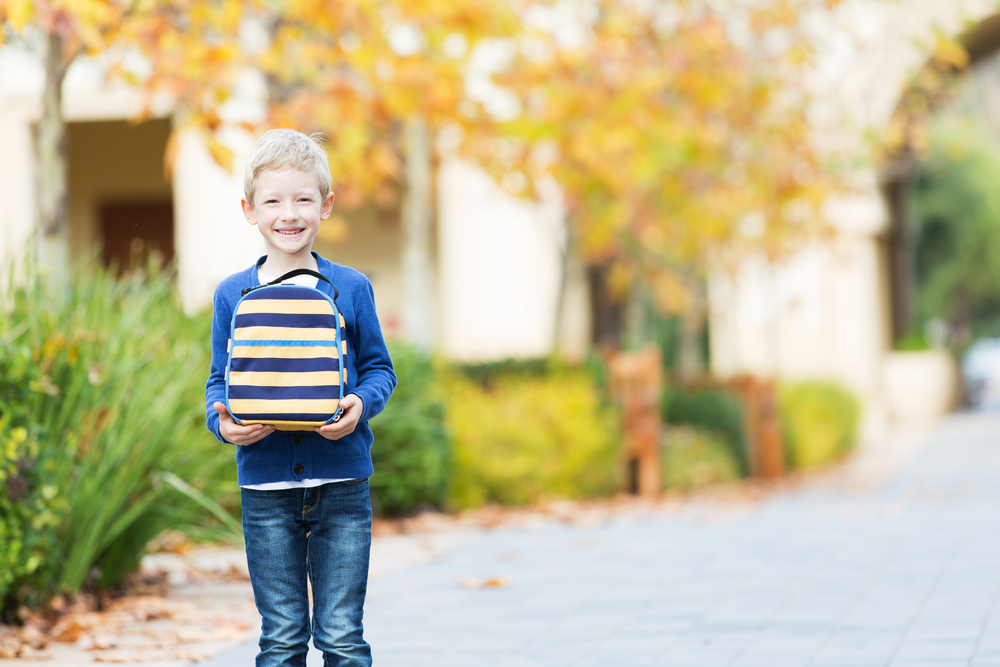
[293, 464, 304, 475]
[293, 435, 303, 444]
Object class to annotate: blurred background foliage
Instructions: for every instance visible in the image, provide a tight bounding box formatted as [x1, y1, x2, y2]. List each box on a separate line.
[661, 386, 748, 475]
[912, 115, 1000, 346]
[661, 427, 742, 492]
[0, 261, 864, 616]
[368, 343, 450, 516]
[0, 262, 236, 619]
[445, 362, 622, 509]
[779, 381, 861, 470]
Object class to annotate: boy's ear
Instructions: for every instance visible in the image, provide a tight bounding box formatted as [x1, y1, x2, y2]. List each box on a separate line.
[241, 198, 258, 226]
[321, 191, 335, 220]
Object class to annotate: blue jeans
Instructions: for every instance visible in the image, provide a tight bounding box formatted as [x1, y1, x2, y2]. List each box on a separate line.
[241, 480, 373, 667]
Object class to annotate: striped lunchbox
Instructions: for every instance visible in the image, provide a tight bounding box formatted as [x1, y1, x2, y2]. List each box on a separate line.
[224, 268, 346, 431]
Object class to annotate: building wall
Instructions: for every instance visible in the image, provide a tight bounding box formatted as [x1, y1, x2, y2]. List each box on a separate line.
[313, 205, 404, 340]
[436, 158, 590, 361]
[0, 45, 581, 360]
[709, 0, 999, 433]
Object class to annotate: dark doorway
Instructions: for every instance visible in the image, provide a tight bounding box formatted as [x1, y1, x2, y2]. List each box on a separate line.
[100, 201, 174, 273]
[67, 117, 173, 271]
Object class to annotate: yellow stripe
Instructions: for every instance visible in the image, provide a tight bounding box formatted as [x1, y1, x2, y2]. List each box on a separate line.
[237, 299, 335, 315]
[231, 346, 337, 359]
[340, 314, 345, 327]
[240, 420, 330, 430]
[229, 398, 340, 414]
[342, 340, 347, 354]
[235, 326, 336, 341]
[229, 371, 340, 387]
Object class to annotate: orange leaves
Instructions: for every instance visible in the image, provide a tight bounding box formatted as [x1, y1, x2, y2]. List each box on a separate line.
[881, 30, 972, 162]
[933, 32, 969, 70]
[204, 132, 234, 171]
[3, 0, 33, 31]
[464, 0, 840, 312]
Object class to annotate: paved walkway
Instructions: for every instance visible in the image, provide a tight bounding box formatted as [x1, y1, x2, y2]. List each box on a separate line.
[200, 413, 1000, 667]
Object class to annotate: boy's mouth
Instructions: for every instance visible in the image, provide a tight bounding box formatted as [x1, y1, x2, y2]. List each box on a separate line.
[276, 228, 303, 236]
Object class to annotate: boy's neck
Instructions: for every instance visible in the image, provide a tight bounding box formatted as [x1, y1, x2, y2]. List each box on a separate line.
[259, 251, 319, 277]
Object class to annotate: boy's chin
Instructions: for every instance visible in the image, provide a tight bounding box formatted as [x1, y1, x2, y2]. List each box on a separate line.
[264, 238, 315, 257]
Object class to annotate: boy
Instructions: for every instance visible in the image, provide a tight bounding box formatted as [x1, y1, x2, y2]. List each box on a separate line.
[205, 128, 396, 666]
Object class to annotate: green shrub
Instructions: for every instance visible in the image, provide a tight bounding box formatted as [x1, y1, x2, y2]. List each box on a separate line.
[661, 426, 742, 492]
[0, 346, 62, 619]
[779, 381, 861, 469]
[0, 262, 238, 616]
[446, 367, 621, 509]
[368, 343, 450, 516]
[895, 331, 931, 351]
[453, 357, 551, 385]
[662, 387, 747, 474]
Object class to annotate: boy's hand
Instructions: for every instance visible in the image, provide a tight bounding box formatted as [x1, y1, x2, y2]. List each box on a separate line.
[315, 394, 364, 441]
[213, 402, 274, 446]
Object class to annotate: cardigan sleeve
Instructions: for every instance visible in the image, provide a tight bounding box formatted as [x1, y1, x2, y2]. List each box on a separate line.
[349, 277, 397, 423]
[205, 285, 234, 444]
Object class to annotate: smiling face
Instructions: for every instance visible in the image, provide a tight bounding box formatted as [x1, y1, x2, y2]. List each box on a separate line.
[242, 168, 335, 266]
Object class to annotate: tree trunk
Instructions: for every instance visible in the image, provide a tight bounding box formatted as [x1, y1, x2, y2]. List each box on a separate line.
[36, 31, 71, 280]
[550, 216, 572, 353]
[677, 278, 705, 382]
[401, 116, 435, 350]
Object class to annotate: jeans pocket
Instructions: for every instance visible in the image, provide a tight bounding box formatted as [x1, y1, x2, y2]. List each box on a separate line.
[342, 478, 369, 485]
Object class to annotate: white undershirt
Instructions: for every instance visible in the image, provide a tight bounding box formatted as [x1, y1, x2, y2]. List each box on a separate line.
[240, 264, 351, 491]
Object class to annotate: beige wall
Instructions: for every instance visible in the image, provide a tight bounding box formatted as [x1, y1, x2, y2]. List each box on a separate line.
[436, 158, 590, 361]
[0, 105, 36, 273]
[313, 205, 404, 340]
[709, 0, 1000, 435]
[172, 129, 264, 314]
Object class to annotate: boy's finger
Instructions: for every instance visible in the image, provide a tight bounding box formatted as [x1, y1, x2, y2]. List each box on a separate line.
[213, 402, 233, 422]
[237, 425, 273, 444]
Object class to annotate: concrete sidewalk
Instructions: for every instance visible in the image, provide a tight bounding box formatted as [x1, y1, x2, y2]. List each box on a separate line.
[201, 413, 1000, 666]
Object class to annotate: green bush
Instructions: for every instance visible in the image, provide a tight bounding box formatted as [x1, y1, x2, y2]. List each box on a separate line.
[0, 347, 62, 619]
[446, 367, 621, 509]
[0, 263, 238, 617]
[662, 387, 747, 474]
[779, 381, 861, 469]
[895, 331, 931, 351]
[368, 343, 450, 516]
[661, 426, 742, 492]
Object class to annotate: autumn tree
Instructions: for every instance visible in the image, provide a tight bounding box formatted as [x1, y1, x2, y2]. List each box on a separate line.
[122, 0, 521, 347]
[463, 0, 841, 374]
[1, 0, 125, 273]
[0, 0, 247, 282]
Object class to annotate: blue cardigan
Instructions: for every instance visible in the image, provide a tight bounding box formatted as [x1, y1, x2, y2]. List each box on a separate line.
[205, 253, 397, 486]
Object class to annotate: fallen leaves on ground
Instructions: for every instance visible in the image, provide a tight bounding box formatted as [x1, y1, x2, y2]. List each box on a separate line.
[457, 576, 511, 590]
[1, 588, 254, 663]
[0, 624, 48, 659]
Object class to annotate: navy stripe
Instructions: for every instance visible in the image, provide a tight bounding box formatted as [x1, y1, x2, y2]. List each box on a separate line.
[233, 341, 338, 347]
[228, 385, 341, 400]
[235, 412, 335, 422]
[244, 287, 329, 301]
[234, 312, 338, 329]
[230, 357, 340, 373]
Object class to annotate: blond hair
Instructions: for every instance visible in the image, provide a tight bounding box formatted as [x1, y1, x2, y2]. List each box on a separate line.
[243, 129, 333, 205]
